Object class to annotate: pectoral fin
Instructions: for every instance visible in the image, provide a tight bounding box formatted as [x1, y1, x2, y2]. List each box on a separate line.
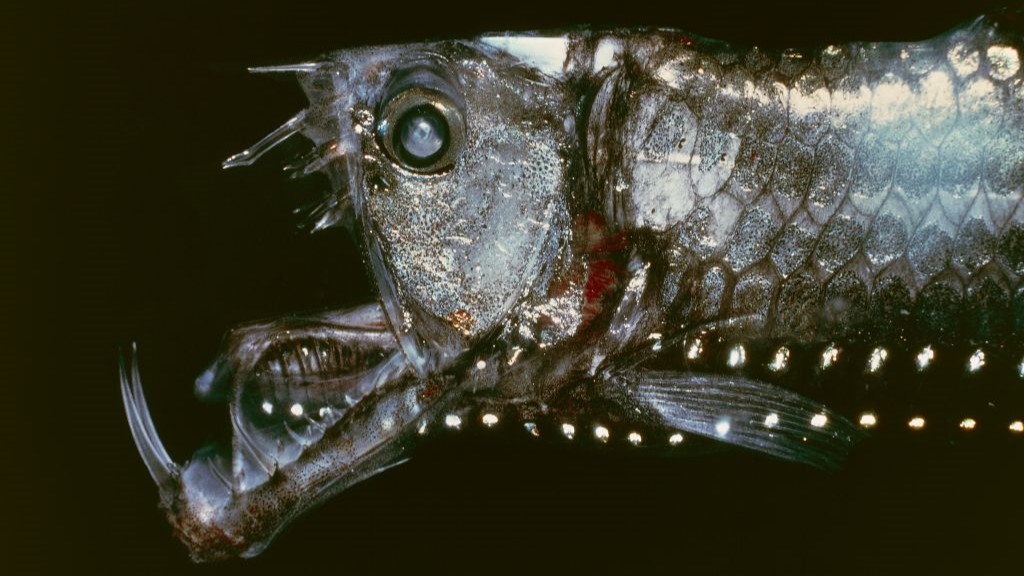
[612, 370, 864, 469]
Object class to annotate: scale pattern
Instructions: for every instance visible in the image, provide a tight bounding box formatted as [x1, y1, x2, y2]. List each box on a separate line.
[593, 22, 1024, 346]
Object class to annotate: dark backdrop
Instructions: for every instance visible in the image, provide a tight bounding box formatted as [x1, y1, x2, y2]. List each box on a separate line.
[18, 1, 1024, 573]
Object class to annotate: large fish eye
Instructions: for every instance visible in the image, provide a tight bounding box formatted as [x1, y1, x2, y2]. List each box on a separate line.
[394, 104, 450, 167]
[377, 66, 466, 174]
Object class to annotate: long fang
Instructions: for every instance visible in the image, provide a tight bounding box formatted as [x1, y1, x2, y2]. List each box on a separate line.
[223, 111, 308, 169]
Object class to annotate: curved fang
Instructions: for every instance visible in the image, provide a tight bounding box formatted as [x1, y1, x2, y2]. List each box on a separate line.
[119, 343, 180, 502]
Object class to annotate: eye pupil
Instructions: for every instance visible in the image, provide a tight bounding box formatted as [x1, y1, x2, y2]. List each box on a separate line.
[377, 78, 465, 173]
[396, 105, 449, 166]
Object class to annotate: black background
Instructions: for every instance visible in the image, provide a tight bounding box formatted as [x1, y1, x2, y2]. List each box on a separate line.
[16, 1, 1024, 573]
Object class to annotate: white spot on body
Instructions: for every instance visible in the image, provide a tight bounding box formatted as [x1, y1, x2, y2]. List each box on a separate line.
[476, 360, 487, 370]
[482, 413, 499, 427]
[561, 423, 576, 439]
[821, 345, 840, 369]
[563, 115, 575, 135]
[810, 414, 828, 428]
[655, 64, 682, 87]
[445, 414, 462, 429]
[649, 332, 663, 351]
[871, 75, 914, 125]
[916, 346, 935, 371]
[290, 403, 304, 417]
[668, 433, 684, 446]
[727, 345, 747, 368]
[963, 78, 998, 116]
[507, 346, 523, 366]
[768, 347, 790, 372]
[628, 432, 643, 446]
[987, 45, 1020, 80]
[686, 339, 703, 360]
[831, 85, 872, 127]
[959, 418, 977, 431]
[859, 413, 878, 428]
[868, 347, 888, 373]
[261, 401, 274, 415]
[909, 417, 926, 430]
[789, 85, 830, 118]
[593, 38, 622, 72]
[948, 43, 980, 75]
[917, 70, 955, 127]
[594, 425, 610, 443]
[715, 420, 731, 437]
[968, 349, 986, 372]
[525, 422, 540, 437]
[1010, 421, 1024, 433]
[479, 36, 569, 77]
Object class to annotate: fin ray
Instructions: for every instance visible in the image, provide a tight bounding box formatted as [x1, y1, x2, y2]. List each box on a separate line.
[618, 370, 864, 469]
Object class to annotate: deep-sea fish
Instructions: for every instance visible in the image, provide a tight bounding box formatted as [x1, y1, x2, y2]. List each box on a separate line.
[121, 12, 1024, 561]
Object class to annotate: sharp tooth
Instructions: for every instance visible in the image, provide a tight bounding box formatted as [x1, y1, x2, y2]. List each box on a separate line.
[283, 421, 320, 447]
[247, 62, 322, 74]
[232, 417, 278, 476]
[286, 140, 345, 178]
[222, 111, 307, 169]
[119, 344, 179, 500]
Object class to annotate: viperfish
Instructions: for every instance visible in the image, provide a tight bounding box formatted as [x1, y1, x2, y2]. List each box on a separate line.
[121, 11, 1024, 561]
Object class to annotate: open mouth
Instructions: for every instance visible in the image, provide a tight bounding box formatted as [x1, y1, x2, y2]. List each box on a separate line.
[117, 54, 447, 558]
[120, 303, 432, 560]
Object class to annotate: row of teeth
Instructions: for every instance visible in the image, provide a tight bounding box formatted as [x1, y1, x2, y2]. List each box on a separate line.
[678, 339, 1024, 376]
[427, 412, 1024, 443]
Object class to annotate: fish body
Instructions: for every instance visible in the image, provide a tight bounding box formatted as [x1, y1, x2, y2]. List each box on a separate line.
[122, 12, 1024, 561]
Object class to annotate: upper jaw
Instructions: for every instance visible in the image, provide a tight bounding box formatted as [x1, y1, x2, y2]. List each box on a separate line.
[121, 302, 455, 561]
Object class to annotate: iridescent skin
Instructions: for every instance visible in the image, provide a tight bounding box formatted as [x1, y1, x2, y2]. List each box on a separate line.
[121, 13, 1024, 561]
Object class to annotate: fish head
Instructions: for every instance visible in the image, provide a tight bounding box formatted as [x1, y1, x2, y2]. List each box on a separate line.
[285, 39, 576, 375]
[124, 36, 583, 562]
